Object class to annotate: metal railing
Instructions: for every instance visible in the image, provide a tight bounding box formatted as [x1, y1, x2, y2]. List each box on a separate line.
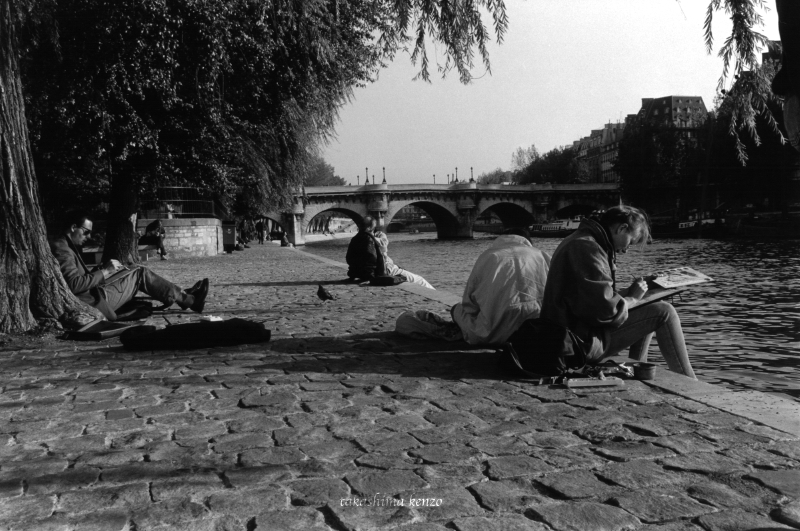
[139, 187, 227, 219]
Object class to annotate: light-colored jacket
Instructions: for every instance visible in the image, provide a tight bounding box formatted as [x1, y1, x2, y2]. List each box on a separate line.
[452, 235, 551, 345]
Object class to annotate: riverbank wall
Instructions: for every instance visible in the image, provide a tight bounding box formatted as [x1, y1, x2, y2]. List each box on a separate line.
[0, 245, 799, 529]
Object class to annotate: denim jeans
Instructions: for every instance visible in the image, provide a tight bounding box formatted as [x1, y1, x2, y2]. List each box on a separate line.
[599, 301, 696, 378]
[102, 265, 186, 312]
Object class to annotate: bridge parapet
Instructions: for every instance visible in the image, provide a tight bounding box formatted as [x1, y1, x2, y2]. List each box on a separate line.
[281, 182, 620, 245]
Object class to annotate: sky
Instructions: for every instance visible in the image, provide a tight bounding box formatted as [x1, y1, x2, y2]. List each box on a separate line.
[322, 0, 781, 186]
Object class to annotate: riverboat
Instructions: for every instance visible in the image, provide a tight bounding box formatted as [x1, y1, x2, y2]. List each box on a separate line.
[651, 213, 727, 238]
[529, 216, 583, 238]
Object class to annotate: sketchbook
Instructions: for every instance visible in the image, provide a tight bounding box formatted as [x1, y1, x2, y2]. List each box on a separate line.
[647, 267, 713, 289]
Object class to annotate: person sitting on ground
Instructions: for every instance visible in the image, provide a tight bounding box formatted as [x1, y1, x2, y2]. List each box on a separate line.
[372, 223, 435, 290]
[280, 233, 294, 248]
[451, 227, 550, 345]
[540, 205, 696, 378]
[138, 218, 169, 260]
[345, 219, 380, 281]
[51, 211, 209, 321]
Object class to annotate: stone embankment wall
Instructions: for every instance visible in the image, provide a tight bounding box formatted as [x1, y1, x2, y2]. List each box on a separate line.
[137, 218, 222, 258]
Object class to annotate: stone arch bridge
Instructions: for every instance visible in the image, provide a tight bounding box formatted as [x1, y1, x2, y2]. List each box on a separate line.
[266, 182, 621, 246]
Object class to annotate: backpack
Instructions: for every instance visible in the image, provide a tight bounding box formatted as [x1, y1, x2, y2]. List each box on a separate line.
[501, 317, 587, 377]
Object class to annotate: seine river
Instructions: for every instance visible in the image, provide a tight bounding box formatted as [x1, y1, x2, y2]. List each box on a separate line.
[303, 232, 800, 401]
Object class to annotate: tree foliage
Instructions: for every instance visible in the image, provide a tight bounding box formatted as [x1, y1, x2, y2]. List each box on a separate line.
[477, 167, 510, 184]
[515, 145, 582, 185]
[704, 0, 786, 161]
[304, 153, 346, 186]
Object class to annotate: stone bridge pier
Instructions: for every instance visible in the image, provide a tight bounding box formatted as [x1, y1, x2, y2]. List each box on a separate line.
[269, 182, 620, 246]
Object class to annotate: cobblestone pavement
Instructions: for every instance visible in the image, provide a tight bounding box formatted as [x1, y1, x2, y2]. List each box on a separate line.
[1, 245, 800, 530]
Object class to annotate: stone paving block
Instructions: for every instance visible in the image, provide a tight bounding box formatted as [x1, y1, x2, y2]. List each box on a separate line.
[530, 501, 640, 531]
[393, 524, 450, 531]
[407, 486, 485, 522]
[45, 433, 108, 454]
[301, 440, 363, 462]
[291, 458, 359, 478]
[100, 462, 177, 484]
[56, 482, 150, 514]
[346, 469, 428, 497]
[212, 432, 273, 453]
[769, 441, 800, 461]
[131, 496, 209, 529]
[206, 484, 286, 513]
[223, 465, 292, 487]
[415, 463, 485, 488]
[597, 460, 683, 489]
[679, 411, 750, 430]
[289, 478, 350, 507]
[745, 470, 800, 497]
[468, 477, 551, 512]
[0, 458, 69, 480]
[468, 435, 532, 456]
[26, 467, 100, 495]
[696, 427, 774, 447]
[738, 424, 799, 442]
[355, 431, 422, 453]
[522, 431, 587, 449]
[423, 410, 487, 429]
[150, 469, 225, 501]
[661, 453, 751, 475]
[376, 413, 435, 432]
[0, 478, 22, 499]
[685, 482, 767, 512]
[409, 443, 482, 464]
[772, 498, 800, 529]
[452, 514, 551, 531]
[719, 446, 799, 470]
[612, 490, 716, 524]
[274, 426, 332, 447]
[408, 426, 476, 445]
[537, 469, 621, 500]
[486, 455, 554, 480]
[12, 421, 84, 443]
[0, 494, 54, 522]
[328, 501, 417, 530]
[575, 424, 643, 444]
[650, 433, 720, 455]
[0, 514, 71, 531]
[695, 509, 793, 531]
[240, 446, 306, 466]
[355, 452, 420, 471]
[593, 441, 676, 462]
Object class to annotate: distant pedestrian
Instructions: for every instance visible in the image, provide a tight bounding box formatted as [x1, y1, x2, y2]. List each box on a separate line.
[255, 219, 266, 244]
[139, 219, 169, 260]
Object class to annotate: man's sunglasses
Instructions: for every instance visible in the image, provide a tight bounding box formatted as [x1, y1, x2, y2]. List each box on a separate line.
[78, 226, 92, 236]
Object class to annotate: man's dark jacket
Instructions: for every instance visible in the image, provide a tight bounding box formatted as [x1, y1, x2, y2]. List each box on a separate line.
[50, 234, 116, 319]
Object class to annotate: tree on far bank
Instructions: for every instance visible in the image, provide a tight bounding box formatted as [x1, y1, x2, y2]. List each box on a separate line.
[477, 168, 511, 184]
[304, 154, 346, 186]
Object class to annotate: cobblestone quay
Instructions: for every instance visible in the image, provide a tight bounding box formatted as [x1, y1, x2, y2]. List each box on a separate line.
[1, 245, 800, 530]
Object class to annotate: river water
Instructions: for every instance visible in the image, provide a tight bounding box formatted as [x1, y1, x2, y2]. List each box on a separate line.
[303, 233, 800, 401]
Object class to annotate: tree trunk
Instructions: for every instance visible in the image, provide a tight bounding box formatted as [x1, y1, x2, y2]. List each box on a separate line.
[102, 172, 140, 265]
[0, 0, 102, 333]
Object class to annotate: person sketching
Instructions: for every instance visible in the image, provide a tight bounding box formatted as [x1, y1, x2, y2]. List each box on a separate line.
[540, 205, 696, 378]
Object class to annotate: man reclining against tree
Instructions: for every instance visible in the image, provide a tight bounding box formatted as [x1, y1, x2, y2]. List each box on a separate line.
[51, 211, 209, 321]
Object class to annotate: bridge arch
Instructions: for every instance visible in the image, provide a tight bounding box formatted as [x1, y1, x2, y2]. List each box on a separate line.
[475, 201, 537, 230]
[385, 200, 463, 239]
[302, 207, 365, 234]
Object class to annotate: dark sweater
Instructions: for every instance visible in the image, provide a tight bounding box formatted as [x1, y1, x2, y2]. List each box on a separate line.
[540, 218, 628, 359]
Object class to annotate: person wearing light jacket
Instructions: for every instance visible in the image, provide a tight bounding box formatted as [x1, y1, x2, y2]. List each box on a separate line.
[540, 205, 696, 378]
[451, 228, 551, 345]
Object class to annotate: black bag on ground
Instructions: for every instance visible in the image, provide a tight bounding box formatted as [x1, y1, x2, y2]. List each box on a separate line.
[120, 318, 271, 350]
[502, 318, 586, 377]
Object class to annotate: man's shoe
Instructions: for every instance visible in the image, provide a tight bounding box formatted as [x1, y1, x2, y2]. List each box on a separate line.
[185, 280, 204, 295]
[190, 278, 209, 313]
[160, 254, 169, 260]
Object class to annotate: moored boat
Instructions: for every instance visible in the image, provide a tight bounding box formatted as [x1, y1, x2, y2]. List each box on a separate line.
[529, 216, 583, 238]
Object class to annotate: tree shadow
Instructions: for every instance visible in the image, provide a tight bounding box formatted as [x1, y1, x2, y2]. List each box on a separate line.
[217, 279, 355, 288]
